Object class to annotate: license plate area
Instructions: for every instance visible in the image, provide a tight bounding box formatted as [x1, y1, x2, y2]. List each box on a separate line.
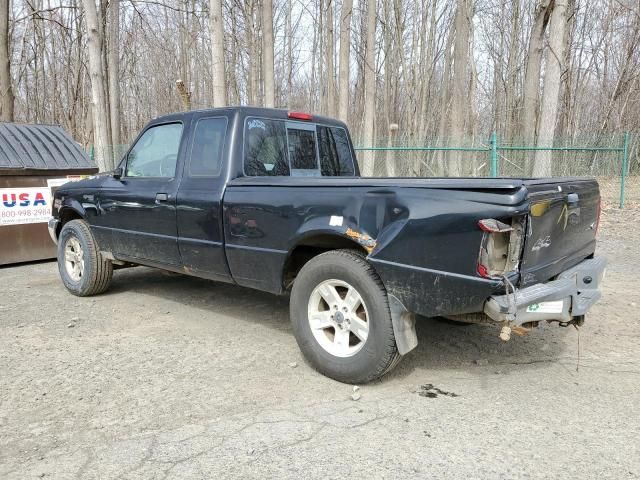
[526, 300, 564, 313]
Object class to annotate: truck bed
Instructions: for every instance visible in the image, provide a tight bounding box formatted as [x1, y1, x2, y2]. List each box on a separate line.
[224, 175, 600, 317]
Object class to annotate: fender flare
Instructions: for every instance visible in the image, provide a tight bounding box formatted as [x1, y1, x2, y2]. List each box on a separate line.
[59, 197, 87, 219]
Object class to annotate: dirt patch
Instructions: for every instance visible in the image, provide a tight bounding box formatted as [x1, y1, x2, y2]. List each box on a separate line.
[0, 207, 639, 479]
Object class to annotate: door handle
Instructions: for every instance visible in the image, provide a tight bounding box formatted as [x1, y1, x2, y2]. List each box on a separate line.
[156, 193, 169, 202]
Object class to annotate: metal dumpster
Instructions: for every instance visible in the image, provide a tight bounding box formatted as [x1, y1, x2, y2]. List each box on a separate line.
[0, 123, 98, 265]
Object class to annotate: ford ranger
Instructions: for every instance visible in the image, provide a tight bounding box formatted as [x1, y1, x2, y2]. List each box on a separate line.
[48, 107, 606, 383]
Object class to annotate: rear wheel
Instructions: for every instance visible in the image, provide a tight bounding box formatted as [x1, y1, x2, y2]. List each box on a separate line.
[57, 219, 113, 296]
[290, 249, 400, 384]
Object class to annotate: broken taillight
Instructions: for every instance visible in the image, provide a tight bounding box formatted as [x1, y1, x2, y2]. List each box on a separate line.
[478, 218, 513, 233]
[477, 217, 525, 279]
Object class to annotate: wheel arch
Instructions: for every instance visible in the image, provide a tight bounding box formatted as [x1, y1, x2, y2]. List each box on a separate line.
[56, 206, 85, 238]
[284, 232, 419, 358]
[282, 232, 370, 290]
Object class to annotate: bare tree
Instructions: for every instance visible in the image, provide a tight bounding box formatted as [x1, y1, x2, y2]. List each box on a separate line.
[522, 0, 552, 146]
[82, 0, 112, 171]
[0, 0, 13, 121]
[337, 0, 353, 123]
[3, 0, 640, 180]
[533, 0, 568, 177]
[108, 0, 120, 153]
[361, 0, 377, 176]
[325, 0, 335, 116]
[262, 0, 275, 107]
[449, 0, 472, 176]
[210, 0, 227, 107]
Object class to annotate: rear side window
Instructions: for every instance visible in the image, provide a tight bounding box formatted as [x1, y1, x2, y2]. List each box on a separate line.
[243, 117, 355, 177]
[189, 117, 227, 177]
[288, 127, 320, 177]
[244, 119, 289, 176]
[317, 126, 355, 176]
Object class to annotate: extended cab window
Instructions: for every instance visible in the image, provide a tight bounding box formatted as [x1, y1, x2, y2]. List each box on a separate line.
[244, 117, 355, 177]
[288, 125, 320, 177]
[126, 123, 182, 178]
[317, 126, 355, 176]
[244, 119, 289, 176]
[189, 117, 227, 177]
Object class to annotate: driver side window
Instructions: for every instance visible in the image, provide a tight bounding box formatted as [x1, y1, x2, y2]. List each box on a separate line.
[125, 123, 183, 178]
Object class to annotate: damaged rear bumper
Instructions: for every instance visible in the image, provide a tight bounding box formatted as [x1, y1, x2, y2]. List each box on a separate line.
[484, 256, 606, 325]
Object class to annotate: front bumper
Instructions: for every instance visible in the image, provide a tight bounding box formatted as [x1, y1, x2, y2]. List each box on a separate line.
[484, 256, 606, 325]
[48, 217, 60, 245]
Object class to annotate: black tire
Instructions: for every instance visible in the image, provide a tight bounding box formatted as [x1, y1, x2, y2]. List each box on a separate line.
[290, 249, 400, 384]
[57, 219, 113, 296]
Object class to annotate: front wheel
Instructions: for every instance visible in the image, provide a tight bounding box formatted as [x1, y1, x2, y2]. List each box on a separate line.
[57, 219, 113, 296]
[290, 249, 400, 384]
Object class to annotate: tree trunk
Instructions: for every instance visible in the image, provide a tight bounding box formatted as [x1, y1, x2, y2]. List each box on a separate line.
[210, 0, 227, 107]
[262, 0, 275, 107]
[246, 2, 258, 105]
[108, 0, 120, 157]
[382, 0, 391, 128]
[417, 0, 437, 143]
[0, 0, 14, 121]
[82, 0, 112, 172]
[229, 4, 240, 105]
[504, 0, 520, 139]
[361, 0, 377, 176]
[522, 0, 552, 145]
[286, 0, 293, 106]
[337, 0, 352, 123]
[325, 0, 335, 116]
[435, 20, 455, 175]
[533, 0, 568, 177]
[449, 0, 472, 176]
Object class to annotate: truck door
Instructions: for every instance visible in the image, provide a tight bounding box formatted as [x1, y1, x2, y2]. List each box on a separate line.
[175, 114, 233, 282]
[95, 121, 184, 266]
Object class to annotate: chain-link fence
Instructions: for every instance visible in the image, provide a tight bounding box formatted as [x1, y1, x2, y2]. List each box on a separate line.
[355, 133, 634, 209]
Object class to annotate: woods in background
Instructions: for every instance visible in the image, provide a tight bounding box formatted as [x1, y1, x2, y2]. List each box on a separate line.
[0, 0, 639, 175]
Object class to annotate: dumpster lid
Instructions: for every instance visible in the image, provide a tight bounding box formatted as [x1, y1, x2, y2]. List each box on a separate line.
[0, 123, 94, 171]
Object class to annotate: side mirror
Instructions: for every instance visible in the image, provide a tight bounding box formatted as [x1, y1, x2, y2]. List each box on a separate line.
[113, 166, 124, 179]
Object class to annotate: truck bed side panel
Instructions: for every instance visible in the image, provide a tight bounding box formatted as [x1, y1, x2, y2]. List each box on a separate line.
[223, 180, 528, 317]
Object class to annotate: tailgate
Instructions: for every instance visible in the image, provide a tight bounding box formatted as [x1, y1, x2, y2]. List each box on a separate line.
[520, 179, 600, 287]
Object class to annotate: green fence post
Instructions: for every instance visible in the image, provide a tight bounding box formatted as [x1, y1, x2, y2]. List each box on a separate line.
[489, 132, 498, 177]
[620, 132, 630, 209]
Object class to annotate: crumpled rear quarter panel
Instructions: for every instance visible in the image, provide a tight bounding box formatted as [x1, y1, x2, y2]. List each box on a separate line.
[223, 178, 528, 317]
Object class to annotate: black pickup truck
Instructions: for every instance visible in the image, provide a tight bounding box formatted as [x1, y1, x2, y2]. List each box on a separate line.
[49, 107, 606, 383]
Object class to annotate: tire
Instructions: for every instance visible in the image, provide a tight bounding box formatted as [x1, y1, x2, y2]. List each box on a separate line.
[290, 249, 400, 384]
[57, 219, 113, 296]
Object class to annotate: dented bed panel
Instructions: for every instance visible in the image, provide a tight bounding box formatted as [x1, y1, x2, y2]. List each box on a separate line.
[369, 258, 511, 317]
[223, 181, 529, 308]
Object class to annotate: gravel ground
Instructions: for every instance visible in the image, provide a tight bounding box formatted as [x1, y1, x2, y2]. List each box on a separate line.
[1, 208, 639, 479]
